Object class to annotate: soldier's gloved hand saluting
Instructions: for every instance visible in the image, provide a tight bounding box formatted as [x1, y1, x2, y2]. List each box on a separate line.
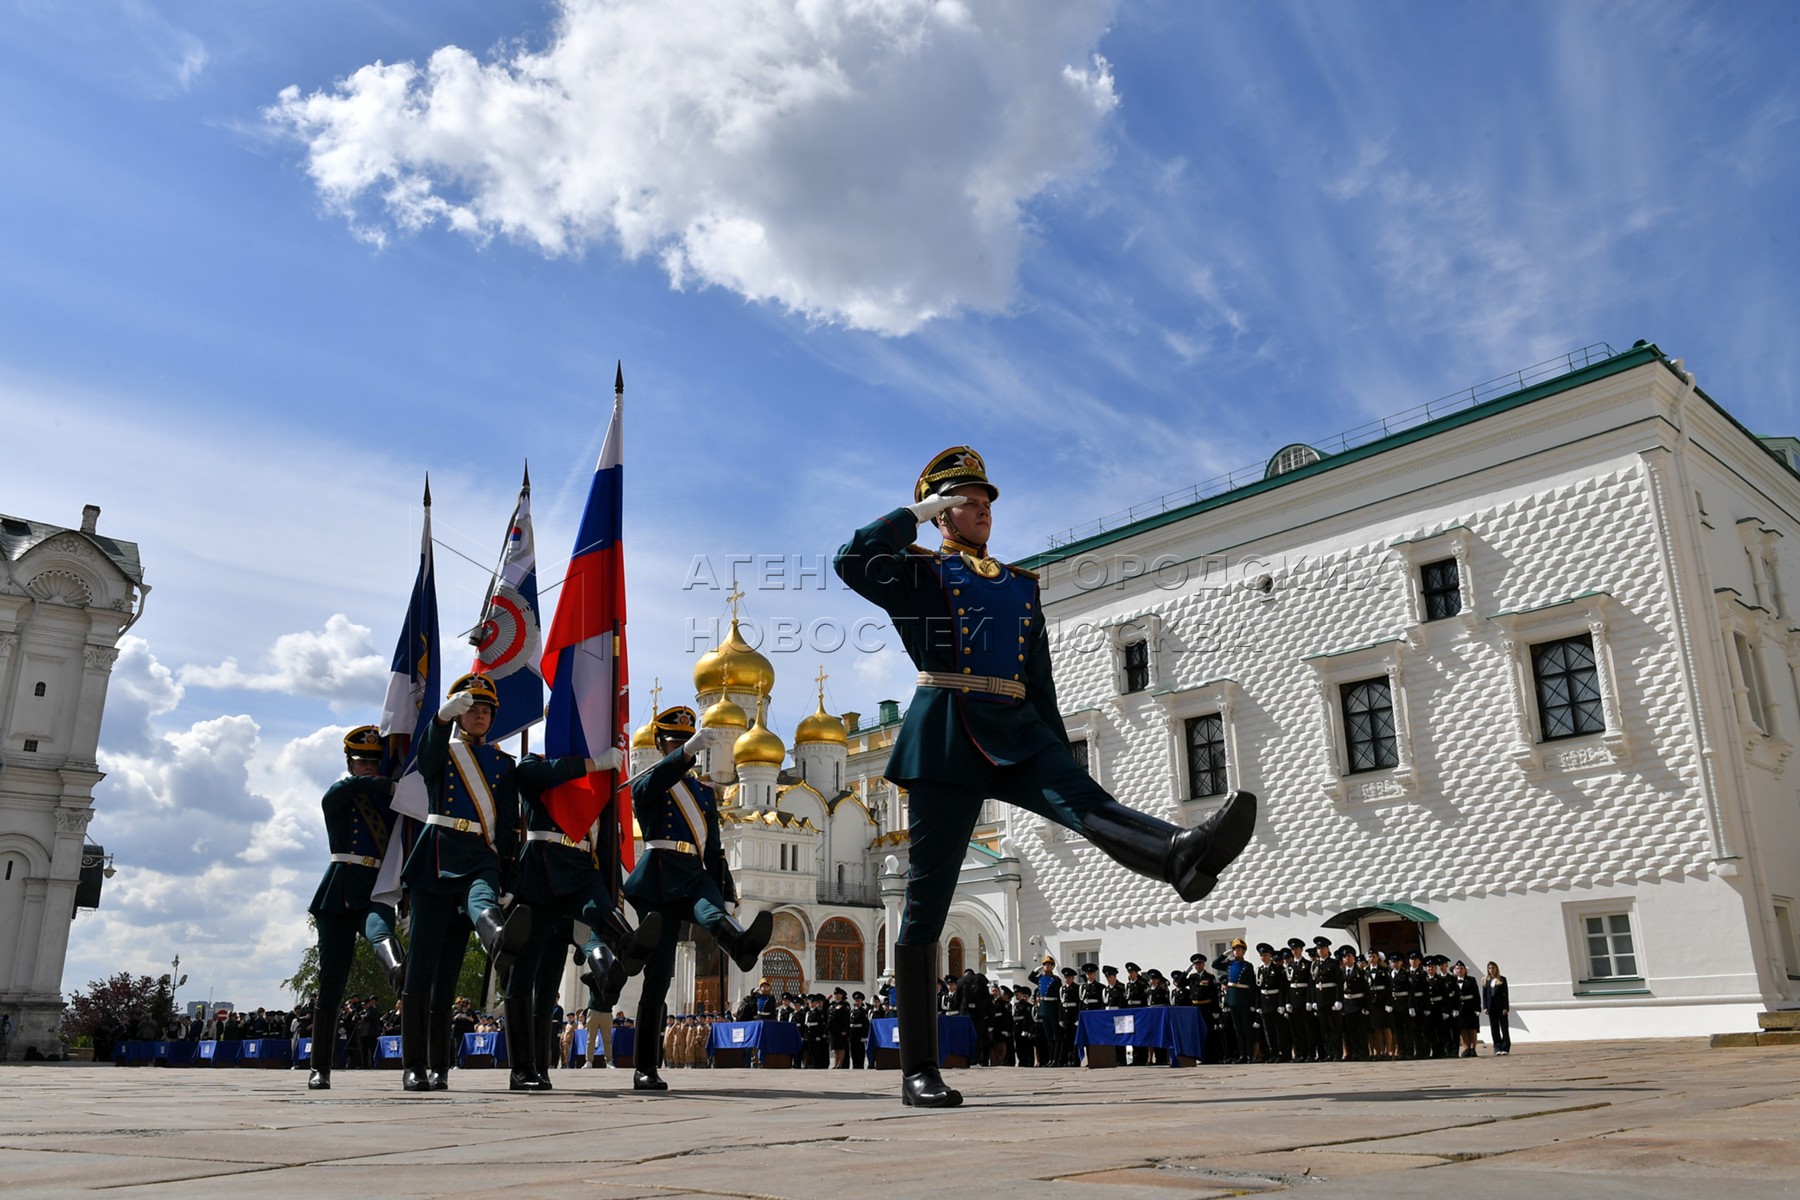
[437, 691, 475, 722]
[681, 724, 730, 760]
[906, 492, 968, 523]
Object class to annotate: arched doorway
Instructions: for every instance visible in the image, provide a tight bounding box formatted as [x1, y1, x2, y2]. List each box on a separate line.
[761, 947, 805, 998]
[815, 917, 864, 983]
[947, 937, 965, 977]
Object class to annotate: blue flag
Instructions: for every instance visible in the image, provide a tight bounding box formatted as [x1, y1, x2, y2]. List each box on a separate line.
[379, 479, 441, 792]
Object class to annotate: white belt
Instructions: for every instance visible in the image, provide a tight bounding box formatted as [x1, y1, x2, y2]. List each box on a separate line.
[646, 838, 699, 856]
[526, 830, 590, 852]
[424, 813, 487, 836]
[330, 853, 380, 868]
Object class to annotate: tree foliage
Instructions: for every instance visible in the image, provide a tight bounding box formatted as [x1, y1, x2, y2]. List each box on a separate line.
[280, 922, 494, 1012]
[63, 972, 175, 1039]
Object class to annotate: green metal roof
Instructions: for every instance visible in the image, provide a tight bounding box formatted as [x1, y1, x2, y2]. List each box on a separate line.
[1322, 901, 1439, 929]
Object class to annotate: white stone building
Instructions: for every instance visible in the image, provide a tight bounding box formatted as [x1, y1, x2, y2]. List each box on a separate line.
[0, 506, 147, 1057]
[995, 340, 1800, 1041]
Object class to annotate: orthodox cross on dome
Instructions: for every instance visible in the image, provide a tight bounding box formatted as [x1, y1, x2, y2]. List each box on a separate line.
[649, 676, 663, 714]
[814, 664, 829, 705]
[726, 578, 746, 623]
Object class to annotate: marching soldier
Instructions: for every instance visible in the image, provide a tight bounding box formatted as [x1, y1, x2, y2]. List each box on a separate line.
[306, 725, 406, 1090]
[1254, 943, 1289, 1065]
[625, 705, 773, 1091]
[834, 447, 1258, 1106]
[398, 674, 543, 1093]
[505, 742, 656, 1091]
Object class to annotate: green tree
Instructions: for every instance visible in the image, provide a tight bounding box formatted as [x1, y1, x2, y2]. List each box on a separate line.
[281, 923, 494, 1013]
[64, 972, 174, 1041]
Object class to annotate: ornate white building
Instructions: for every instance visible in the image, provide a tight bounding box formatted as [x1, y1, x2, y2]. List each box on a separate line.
[0, 505, 147, 1057]
[999, 340, 1800, 1040]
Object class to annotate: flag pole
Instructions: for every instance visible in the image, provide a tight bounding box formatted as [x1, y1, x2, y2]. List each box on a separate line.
[608, 360, 626, 903]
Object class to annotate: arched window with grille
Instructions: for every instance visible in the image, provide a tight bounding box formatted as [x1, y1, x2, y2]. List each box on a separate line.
[761, 947, 805, 997]
[947, 937, 965, 977]
[815, 917, 864, 981]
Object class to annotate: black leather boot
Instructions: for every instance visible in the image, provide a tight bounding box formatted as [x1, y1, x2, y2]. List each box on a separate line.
[372, 937, 407, 993]
[896, 943, 961, 1108]
[1081, 793, 1257, 903]
[596, 907, 663, 980]
[633, 998, 668, 1091]
[505, 994, 547, 1091]
[307, 1013, 335, 1090]
[474, 904, 532, 991]
[428, 1007, 453, 1091]
[401, 997, 431, 1092]
[712, 910, 773, 973]
[538, 1009, 558, 1086]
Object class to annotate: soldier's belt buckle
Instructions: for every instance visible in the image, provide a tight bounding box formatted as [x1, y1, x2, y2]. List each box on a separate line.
[455, 818, 471, 833]
[361, 856, 376, 868]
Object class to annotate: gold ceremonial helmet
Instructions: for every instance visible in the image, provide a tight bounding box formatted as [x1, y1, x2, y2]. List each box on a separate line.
[914, 445, 998, 503]
[449, 672, 499, 709]
[653, 705, 698, 738]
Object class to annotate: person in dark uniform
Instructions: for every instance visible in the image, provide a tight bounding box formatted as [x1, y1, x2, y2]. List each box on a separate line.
[802, 994, 829, 1068]
[625, 704, 773, 1091]
[399, 674, 547, 1093]
[1009, 985, 1036, 1066]
[985, 982, 1012, 1066]
[1028, 955, 1062, 1068]
[1123, 963, 1148, 1009]
[509, 736, 663, 1090]
[834, 447, 1258, 1106]
[1145, 969, 1171, 1007]
[1339, 948, 1367, 1062]
[1452, 961, 1482, 1057]
[306, 725, 406, 1090]
[1367, 951, 1393, 1059]
[1101, 965, 1127, 1009]
[1388, 951, 1414, 1059]
[1310, 936, 1344, 1062]
[1222, 939, 1256, 1063]
[1283, 941, 1315, 1063]
[849, 992, 872, 1069]
[1422, 955, 1450, 1058]
[1058, 967, 1082, 1066]
[1254, 943, 1289, 1065]
[1188, 956, 1224, 1063]
[827, 987, 852, 1068]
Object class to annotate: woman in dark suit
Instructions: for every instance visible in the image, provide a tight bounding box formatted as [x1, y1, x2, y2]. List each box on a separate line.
[1482, 961, 1511, 1056]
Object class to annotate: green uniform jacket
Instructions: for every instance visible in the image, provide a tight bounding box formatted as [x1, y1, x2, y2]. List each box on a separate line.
[308, 775, 396, 915]
[623, 748, 736, 907]
[833, 507, 1069, 786]
[511, 753, 613, 904]
[402, 717, 521, 884]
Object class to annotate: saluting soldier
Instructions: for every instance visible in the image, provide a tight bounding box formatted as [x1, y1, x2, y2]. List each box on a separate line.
[306, 725, 406, 1090]
[399, 674, 542, 1093]
[626, 705, 774, 1091]
[834, 447, 1257, 1106]
[1222, 939, 1256, 1063]
[503, 742, 651, 1091]
[1254, 943, 1289, 1065]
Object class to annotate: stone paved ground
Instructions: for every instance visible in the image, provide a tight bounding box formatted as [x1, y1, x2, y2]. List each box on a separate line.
[2, 1040, 1797, 1199]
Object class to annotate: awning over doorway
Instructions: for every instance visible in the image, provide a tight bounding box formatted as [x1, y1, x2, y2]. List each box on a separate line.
[1322, 901, 1439, 929]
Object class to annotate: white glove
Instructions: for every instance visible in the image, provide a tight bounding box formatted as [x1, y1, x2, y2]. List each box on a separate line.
[1333, 1002, 1343, 1012]
[906, 493, 968, 524]
[1408, 1008, 1416, 1017]
[682, 724, 726, 758]
[587, 748, 624, 773]
[438, 692, 474, 722]
[1385, 1006, 1393, 1014]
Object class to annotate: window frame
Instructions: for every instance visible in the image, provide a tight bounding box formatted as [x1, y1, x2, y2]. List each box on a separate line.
[1491, 592, 1630, 778]
[1715, 588, 1793, 773]
[1303, 639, 1416, 803]
[1340, 676, 1399, 773]
[1390, 526, 1480, 641]
[1183, 712, 1228, 800]
[1531, 633, 1608, 743]
[1564, 899, 1647, 995]
[1102, 612, 1165, 698]
[1152, 679, 1246, 818]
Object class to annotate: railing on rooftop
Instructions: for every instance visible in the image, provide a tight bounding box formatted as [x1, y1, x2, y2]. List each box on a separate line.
[1043, 342, 1620, 550]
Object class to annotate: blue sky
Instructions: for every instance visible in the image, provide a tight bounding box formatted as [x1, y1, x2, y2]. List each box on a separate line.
[5, 0, 1797, 1008]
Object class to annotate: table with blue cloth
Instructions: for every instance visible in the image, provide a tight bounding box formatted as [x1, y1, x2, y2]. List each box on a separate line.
[708, 1020, 802, 1067]
[458, 1031, 509, 1067]
[295, 1037, 349, 1068]
[1075, 1007, 1204, 1067]
[865, 1015, 976, 1068]
[237, 1037, 292, 1068]
[562, 1026, 634, 1066]
[376, 1034, 404, 1065]
[196, 1040, 244, 1066]
[114, 1040, 194, 1066]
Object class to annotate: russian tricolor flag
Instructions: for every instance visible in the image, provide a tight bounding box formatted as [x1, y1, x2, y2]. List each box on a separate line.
[541, 370, 631, 860]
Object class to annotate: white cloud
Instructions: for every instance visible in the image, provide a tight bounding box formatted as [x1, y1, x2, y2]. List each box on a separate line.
[177, 614, 388, 709]
[268, 0, 1121, 335]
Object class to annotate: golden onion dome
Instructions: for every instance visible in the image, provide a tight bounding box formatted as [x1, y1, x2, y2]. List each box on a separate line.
[630, 720, 656, 749]
[693, 617, 776, 696]
[794, 699, 848, 747]
[734, 714, 786, 767]
[702, 697, 749, 730]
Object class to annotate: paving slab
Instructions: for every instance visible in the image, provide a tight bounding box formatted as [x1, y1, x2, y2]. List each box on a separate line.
[2, 1040, 1797, 1198]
